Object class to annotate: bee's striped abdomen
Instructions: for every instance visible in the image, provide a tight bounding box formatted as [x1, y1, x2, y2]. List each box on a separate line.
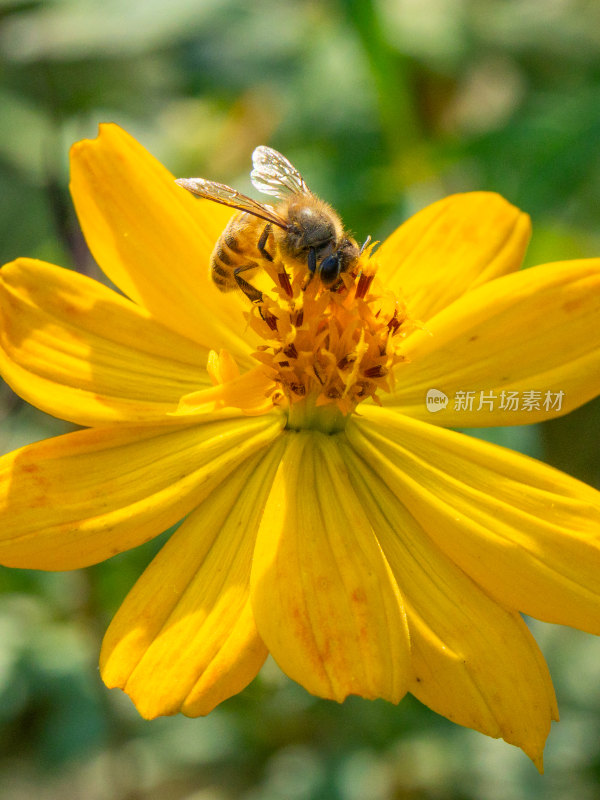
[210, 213, 263, 292]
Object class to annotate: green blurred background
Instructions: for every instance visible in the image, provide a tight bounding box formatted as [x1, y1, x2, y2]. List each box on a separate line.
[1, 0, 600, 797]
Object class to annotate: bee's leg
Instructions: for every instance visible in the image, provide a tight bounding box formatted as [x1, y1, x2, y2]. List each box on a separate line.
[302, 272, 316, 292]
[257, 224, 273, 261]
[234, 266, 263, 304]
[259, 222, 292, 296]
[302, 247, 317, 292]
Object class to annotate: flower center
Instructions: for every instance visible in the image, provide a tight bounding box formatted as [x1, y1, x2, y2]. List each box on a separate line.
[246, 248, 411, 433]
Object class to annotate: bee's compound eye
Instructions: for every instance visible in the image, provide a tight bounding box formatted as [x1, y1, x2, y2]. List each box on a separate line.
[318, 253, 341, 286]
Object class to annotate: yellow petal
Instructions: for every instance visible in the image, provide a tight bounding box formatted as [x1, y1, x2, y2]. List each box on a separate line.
[101, 442, 285, 718]
[339, 436, 557, 770]
[0, 258, 217, 425]
[375, 192, 530, 322]
[0, 415, 283, 570]
[348, 407, 600, 635]
[69, 123, 252, 358]
[175, 357, 277, 418]
[251, 430, 411, 703]
[387, 259, 600, 426]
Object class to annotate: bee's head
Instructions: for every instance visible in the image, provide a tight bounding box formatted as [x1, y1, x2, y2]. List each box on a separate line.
[317, 238, 360, 286]
[317, 251, 341, 286]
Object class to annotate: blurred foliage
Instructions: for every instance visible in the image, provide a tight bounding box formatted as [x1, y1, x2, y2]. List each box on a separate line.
[1, 0, 600, 797]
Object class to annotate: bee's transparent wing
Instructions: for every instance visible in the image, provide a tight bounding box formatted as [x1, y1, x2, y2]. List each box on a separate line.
[175, 177, 288, 228]
[250, 146, 311, 199]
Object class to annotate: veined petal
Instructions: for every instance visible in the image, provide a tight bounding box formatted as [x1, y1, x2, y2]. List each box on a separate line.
[101, 442, 285, 718]
[0, 258, 217, 426]
[0, 414, 284, 570]
[69, 123, 253, 359]
[339, 436, 557, 770]
[386, 259, 600, 426]
[375, 193, 530, 322]
[348, 407, 600, 635]
[251, 430, 411, 704]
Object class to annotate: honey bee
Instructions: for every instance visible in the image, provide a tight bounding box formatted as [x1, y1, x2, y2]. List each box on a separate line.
[176, 146, 363, 303]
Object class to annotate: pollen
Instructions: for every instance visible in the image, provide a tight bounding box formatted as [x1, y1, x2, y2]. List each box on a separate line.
[246, 248, 412, 428]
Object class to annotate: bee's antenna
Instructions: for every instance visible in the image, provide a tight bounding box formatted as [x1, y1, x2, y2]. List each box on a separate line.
[359, 235, 372, 256]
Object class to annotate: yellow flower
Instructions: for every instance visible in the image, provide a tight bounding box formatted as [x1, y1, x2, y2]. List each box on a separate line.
[2, 124, 600, 771]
